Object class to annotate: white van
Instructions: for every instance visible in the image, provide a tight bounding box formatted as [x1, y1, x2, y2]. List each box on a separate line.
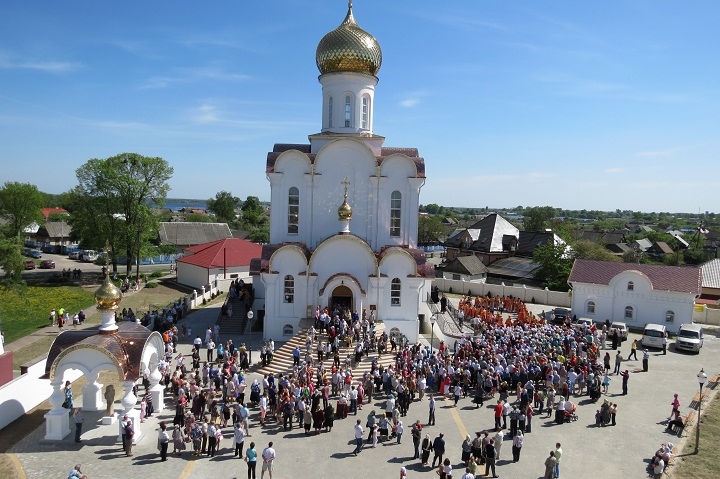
[675, 323, 704, 353]
[81, 250, 98, 262]
[641, 323, 667, 349]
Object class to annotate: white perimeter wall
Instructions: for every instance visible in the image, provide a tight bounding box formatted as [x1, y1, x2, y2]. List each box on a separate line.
[0, 359, 82, 431]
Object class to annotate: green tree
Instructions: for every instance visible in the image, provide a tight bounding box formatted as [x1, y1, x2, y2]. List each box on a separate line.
[417, 215, 445, 245]
[523, 206, 556, 232]
[207, 191, 240, 223]
[0, 236, 26, 290]
[185, 213, 213, 223]
[424, 203, 442, 215]
[68, 153, 173, 275]
[240, 196, 269, 243]
[0, 182, 44, 237]
[572, 239, 619, 262]
[532, 241, 573, 291]
[683, 247, 710, 265]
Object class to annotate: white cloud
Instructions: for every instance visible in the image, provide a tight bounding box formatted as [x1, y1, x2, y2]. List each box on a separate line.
[140, 67, 251, 89]
[398, 90, 429, 108]
[605, 167, 624, 174]
[0, 57, 79, 73]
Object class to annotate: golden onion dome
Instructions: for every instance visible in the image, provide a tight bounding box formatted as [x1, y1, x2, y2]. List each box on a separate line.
[95, 271, 122, 311]
[338, 199, 353, 221]
[316, 2, 382, 77]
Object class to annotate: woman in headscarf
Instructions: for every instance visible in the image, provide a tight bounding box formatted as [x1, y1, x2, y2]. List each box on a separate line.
[421, 433, 432, 465]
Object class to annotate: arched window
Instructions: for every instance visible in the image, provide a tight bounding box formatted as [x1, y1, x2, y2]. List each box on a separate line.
[390, 191, 401, 237]
[586, 301, 595, 314]
[284, 275, 294, 303]
[627, 281, 634, 291]
[328, 96, 333, 128]
[288, 187, 299, 234]
[283, 324, 294, 336]
[361, 96, 369, 129]
[391, 278, 401, 306]
[665, 310, 675, 323]
[344, 95, 352, 127]
[624, 306, 634, 319]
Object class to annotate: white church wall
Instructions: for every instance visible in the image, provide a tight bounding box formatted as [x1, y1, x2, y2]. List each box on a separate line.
[312, 141, 376, 246]
[270, 152, 312, 244]
[311, 238, 377, 285]
[377, 155, 419, 248]
[269, 247, 309, 322]
[318, 72, 378, 139]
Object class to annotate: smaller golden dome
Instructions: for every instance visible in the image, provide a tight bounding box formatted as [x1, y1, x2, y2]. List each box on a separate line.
[95, 271, 122, 310]
[338, 199, 353, 221]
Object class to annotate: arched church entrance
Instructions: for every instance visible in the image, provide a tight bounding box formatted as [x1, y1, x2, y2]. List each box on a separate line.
[330, 285, 353, 311]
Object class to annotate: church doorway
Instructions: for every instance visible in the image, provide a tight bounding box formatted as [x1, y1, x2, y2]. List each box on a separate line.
[330, 285, 353, 312]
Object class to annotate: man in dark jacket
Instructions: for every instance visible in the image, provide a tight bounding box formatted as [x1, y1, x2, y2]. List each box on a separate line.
[431, 433, 445, 468]
[485, 438, 498, 477]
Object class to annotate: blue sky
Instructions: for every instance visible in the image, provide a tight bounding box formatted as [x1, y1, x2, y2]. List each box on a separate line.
[1, 1, 718, 213]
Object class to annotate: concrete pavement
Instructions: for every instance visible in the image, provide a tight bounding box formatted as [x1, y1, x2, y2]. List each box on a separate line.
[7, 300, 720, 479]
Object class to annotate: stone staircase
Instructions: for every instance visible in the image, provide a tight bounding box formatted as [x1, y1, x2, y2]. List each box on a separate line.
[216, 296, 247, 335]
[252, 321, 398, 378]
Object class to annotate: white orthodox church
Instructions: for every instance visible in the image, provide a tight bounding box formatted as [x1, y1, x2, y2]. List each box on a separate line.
[251, 2, 434, 342]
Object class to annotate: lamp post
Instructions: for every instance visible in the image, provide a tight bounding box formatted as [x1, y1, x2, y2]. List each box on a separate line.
[695, 368, 707, 454]
[430, 316, 436, 353]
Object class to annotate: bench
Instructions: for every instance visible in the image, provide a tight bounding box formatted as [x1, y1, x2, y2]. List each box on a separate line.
[707, 374, 720, 390]
[679, 410, 696, 436]
[689, 392, 706, 410]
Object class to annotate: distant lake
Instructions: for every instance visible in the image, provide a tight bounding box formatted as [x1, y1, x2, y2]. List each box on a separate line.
[147, 198, 208, 212]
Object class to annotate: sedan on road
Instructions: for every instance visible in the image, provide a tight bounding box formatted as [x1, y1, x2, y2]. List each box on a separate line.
[40, 260, 56, 269]
[24, 260, 36, 270]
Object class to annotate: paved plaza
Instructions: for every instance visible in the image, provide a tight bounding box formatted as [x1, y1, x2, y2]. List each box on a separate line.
[7, 301, 719, 479]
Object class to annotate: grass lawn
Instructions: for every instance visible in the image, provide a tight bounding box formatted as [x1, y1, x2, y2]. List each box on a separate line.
[0, 286, 96, 344]
[671, 394, 720, 478]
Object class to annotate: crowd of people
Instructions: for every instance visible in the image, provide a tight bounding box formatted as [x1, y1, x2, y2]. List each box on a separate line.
[83, 288, 684, 479]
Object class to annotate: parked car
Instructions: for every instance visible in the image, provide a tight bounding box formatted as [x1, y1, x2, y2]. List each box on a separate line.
[24, 260, 36, 270]
[641, 323, 667, 349]
[40, 259, 56, 269]
[81, 250, 98, 262]
[27, 249, 42, 258]
[574, 317, 594, 330]
[68, 251, 81, 260]
[675, 323, 703, 353]
[607, 322, 628, 341]
[550, 307, 571, 324]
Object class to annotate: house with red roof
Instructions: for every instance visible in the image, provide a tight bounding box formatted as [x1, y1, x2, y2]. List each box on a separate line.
[176, 238, 262, 291]
[41, 207, 69, 221]
[568, 259, 702, 334]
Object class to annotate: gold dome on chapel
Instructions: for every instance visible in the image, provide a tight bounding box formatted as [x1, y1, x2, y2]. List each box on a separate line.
[95, 271, 122, 311]
[338, 199, 353, 221]
[316, 2, 382, 77]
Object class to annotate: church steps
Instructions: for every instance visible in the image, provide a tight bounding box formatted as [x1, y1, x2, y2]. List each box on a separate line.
[252, 322, 397, 378]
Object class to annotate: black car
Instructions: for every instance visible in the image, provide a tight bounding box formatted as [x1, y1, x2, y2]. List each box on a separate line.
[551, 307, 571, 324]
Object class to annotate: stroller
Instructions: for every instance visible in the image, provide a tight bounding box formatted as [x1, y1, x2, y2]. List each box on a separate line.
[563, 402, 578, 423]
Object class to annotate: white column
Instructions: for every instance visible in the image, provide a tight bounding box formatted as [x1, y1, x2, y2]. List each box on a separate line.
[118, 380, 141, 443]
[44, 377, 70, 440]
[81, 371, 103, 411]
[149, 366, 164, 413]
[98, 309, 118, 333]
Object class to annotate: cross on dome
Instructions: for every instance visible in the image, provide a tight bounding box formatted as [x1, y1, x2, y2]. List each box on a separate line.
[341, 176, 351, 199]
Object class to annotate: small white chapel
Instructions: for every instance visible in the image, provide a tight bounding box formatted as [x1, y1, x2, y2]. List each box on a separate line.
[250, 2, 435, 343]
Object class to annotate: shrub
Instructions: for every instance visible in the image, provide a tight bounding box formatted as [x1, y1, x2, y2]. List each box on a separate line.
[150, 270, 164, 278]
[145, 282, 159, 289]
